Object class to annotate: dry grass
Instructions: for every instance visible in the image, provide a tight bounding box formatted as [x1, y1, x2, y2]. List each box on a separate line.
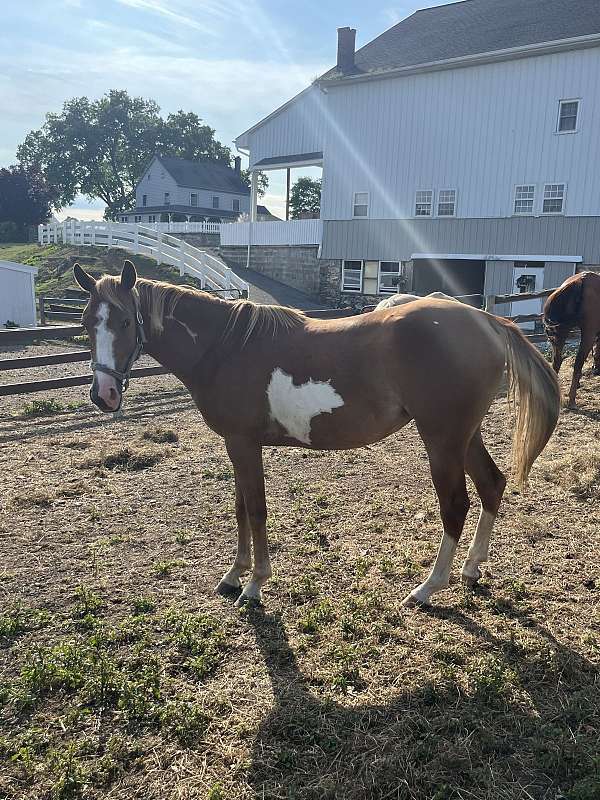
[0, 359, 599, 800]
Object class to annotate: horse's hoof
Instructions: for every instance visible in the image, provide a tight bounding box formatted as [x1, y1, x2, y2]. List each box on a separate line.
[461, 574, 480, 589]
[215, 580, 242, 600]
[234, 593, 262, 609]
[400, 593, 428, 609]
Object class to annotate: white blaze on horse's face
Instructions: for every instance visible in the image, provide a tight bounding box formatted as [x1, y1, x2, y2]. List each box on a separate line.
[266, 368, 344, 445]
[94, 302, 120, 411]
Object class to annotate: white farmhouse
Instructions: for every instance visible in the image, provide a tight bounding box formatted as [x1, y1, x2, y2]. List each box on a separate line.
[120, 154, 252, 224]
[235, 0, 600, 307]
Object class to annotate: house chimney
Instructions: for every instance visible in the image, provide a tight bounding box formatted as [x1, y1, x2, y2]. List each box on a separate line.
[337, 27, 356, 74]
[234, 156, 241, 175]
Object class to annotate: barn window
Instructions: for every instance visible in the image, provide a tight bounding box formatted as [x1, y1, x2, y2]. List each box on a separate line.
[190, 193, 198, 207]
[542, 184, 565, 214]
[415, 190, 433, 216]
[558, 100, 579, 133]
[378, 261, 402, 293]
[514, 185, 535, 215]
[164, 192, 170, 205]
[352, 192, 369, 218]
[437, 189, 456, 217]
[212, 196, 220, 209]
[342, 260, 363, 292]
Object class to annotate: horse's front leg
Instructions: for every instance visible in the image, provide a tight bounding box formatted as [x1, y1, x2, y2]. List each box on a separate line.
[550, 329, 567, 374]
[224, 436, 271, 607]
[215, 475, 252, 598]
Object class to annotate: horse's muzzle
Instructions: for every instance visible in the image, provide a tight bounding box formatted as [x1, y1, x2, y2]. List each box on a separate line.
[90, 380, 122, 413]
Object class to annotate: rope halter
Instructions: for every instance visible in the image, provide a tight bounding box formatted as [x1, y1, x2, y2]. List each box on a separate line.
[90, 294, 146, 393]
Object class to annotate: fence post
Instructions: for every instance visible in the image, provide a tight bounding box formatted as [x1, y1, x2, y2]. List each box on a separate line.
[156, 231, 162, 264]
[485, 295, 495, 313]
[39, 296, 46, 326]
[134, 225, 140, 254]
[223, 266, 232, 290]
[107, 222, 113, 248]
[178, 241, 185, 276]
[90, 223, 96, 247]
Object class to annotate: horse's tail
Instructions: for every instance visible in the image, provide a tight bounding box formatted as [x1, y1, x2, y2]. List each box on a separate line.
[489, 317, 561, 490]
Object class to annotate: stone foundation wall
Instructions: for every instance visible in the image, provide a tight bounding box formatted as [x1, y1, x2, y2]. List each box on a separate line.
[178, 233, 221, 248]
[220, 245, 335, 299]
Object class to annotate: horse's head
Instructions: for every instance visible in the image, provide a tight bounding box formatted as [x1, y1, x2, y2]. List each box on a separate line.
[74, 259, 144, 413]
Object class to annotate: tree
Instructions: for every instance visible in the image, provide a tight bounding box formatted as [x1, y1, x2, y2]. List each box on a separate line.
[17, 90, 236, 219]
[289, 176, 321, 218]
[0, 165, 54, 240]
[240, 169, 269, 199]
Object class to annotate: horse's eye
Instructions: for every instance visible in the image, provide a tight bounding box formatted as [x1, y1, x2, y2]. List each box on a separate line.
[122, 319, 131, 329]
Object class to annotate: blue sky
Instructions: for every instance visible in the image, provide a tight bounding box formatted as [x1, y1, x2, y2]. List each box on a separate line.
[1, 0, 458, 218]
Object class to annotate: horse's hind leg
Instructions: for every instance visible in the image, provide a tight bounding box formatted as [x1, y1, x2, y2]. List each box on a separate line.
[593, 334, 600, 376]
[461, 430, 506, 587]
[402, 438, 470, 607]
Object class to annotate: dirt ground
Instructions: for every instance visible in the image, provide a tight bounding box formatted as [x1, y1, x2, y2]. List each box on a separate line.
[0, 342, 599, 800]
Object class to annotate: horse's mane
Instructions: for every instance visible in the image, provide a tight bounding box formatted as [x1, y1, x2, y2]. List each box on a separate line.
[95, 275, 305, 343]
[223, 299, 305, 346]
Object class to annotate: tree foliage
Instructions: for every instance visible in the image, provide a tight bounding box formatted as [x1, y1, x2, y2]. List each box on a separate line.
[0, 165, 54, 240]
[239, 169, 269, 199]
[289, 176, 321, 219]
[16, 90, 258, 218]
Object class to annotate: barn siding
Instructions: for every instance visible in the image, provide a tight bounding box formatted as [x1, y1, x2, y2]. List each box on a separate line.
[0, 262, 37, 327]
[321, 216, 600, 263]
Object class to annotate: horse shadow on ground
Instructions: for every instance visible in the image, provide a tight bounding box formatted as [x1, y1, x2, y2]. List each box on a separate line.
[243, 603, 599, 800]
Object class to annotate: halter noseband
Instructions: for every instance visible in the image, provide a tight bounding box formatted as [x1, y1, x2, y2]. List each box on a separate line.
[90, 296, 146, 393]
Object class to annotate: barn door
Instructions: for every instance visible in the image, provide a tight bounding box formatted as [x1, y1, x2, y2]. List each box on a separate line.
[511, 263, 544, 330]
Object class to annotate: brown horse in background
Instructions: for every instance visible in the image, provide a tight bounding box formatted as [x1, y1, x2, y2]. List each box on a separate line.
[74, 261, 560, 610]
[543, 271, 600, 407]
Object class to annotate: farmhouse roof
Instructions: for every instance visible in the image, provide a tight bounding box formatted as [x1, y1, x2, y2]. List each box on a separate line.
[322, 0, 600, 80]
[156, 155, 250, 195]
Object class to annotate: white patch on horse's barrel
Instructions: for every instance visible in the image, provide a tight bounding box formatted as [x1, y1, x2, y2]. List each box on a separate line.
[95, 303, 115, 369]
[267, 368, 344, 445]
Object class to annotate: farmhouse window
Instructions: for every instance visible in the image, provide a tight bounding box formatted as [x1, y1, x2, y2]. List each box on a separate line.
[164, 192, 170, 205]
[120, 216, 127, 222]
[212, 196, 220, 209]
[558, 100, 579, 133]
[415, 190, 433, 216]
[514, 185, 535, 215]
[352, 192, 369, 218]
[542, 184, 565, 214]
[134, 215, 142, 223]
[378, 261, 402, 293]
[342, 260, 363, 292]
[437, 190, 456, 217]
[232, 198, 240, 212]
[148, 215, 156, 223]
[190, 193, 198, 207]
[142, 195, 147, 206]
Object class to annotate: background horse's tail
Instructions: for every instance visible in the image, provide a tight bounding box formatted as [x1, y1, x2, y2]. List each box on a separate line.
[490, 317, 561, 490]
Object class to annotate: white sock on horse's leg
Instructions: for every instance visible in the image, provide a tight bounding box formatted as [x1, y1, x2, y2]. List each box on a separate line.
[461, 507, 495, 586]
[401, 532, 458, 606]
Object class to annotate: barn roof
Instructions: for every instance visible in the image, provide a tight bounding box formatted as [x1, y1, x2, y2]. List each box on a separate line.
[323, 0, 600, 79]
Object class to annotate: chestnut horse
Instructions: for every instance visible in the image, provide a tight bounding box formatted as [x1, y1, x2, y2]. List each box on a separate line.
[74, 261, 560, 608]
[543, 271, 600, 407]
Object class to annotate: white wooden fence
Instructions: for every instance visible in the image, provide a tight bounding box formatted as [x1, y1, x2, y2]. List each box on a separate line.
[38, 221, 249, 296]
[129, 221, 222, 234]
[220, 219, 323, 246]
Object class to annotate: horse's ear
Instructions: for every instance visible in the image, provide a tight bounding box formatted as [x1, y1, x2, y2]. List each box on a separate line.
[121, 260, 137, 291]
[73, 263, 96, 293]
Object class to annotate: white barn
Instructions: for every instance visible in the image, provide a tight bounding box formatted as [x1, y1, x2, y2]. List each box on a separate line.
[0, 260, 38, 327]
[236, 0, 600, 307]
